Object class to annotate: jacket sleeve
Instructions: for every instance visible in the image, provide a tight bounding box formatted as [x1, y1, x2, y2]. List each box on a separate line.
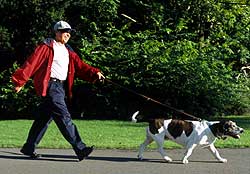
[73, 52, 100, 82]
[12, 44, 48, 87]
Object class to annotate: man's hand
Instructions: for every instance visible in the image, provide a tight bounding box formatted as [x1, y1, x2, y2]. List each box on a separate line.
[97, 72, 105, 82]
[14, 86, 23, 93]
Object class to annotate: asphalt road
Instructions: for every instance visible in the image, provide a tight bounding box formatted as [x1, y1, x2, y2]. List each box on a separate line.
[0, 148, 249, 174]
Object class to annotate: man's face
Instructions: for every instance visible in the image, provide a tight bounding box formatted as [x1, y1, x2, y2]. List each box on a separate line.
[55, 29, 71, 44]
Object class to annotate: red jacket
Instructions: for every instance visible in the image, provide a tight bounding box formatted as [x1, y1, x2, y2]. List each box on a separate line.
[12, 38, 100, 99]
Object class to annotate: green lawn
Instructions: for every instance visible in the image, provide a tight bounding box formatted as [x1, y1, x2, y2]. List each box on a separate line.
[0, 115, 249, 149]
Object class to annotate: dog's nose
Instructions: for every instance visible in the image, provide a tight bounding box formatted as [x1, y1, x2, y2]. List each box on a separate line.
[240, 129, 244, 133]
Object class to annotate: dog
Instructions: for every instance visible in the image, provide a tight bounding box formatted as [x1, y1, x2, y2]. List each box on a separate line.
[132, 111, 244, 164]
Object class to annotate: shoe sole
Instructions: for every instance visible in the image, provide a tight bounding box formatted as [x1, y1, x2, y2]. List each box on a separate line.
[78, 146, 94, 161]
[20, 149, 41, 158]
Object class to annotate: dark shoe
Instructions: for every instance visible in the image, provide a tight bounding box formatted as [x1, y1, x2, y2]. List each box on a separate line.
[20, 148, 41, 158]
[77, 146, 94, 161]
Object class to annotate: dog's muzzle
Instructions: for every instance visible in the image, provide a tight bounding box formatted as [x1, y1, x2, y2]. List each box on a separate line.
[225, 127, 244, 139]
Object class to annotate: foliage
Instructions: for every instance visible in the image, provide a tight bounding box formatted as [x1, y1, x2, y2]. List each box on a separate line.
[0, 63, 41, 118]
[77, 0, 250, 118]
[0, 0, 71, 61]
[1, 0, 250, 119]
[80, 26, 250, 117]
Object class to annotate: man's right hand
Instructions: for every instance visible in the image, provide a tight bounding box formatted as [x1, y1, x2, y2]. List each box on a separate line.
[14, 86, 23, 93]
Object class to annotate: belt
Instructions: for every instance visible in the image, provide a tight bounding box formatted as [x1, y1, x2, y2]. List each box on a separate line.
[50, 78, 65, 83]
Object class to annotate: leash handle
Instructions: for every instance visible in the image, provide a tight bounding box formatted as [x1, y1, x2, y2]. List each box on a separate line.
[105, 78, 202, 121]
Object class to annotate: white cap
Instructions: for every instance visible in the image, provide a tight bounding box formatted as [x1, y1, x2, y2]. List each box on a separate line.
[53, 21, 74, 31]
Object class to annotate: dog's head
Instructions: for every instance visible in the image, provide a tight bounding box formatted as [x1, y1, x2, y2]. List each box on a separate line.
[218, 120, 244, 139]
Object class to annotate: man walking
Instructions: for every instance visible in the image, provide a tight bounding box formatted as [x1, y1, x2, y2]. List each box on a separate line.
[12, 21, 105, 161]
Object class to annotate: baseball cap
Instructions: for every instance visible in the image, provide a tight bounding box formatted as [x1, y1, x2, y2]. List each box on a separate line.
[53, 21, 76, 32]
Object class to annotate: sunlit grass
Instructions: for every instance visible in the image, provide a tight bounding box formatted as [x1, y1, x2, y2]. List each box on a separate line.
[0, 115, 249, 149]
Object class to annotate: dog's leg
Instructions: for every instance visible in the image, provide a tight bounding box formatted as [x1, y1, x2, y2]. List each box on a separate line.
[208, 144, 227, 163]
[153, 134, 172, 162]
[138, 133, 153, 160]
[182, 144, 197, 164]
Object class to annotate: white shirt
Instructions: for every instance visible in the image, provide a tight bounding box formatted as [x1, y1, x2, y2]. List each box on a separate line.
[51, 40, 69, 80]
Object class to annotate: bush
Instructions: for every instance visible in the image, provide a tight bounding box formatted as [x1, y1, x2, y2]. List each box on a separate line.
[78, 26, 250, 118]
[0, 63, 41, 119]
[1, 0, 250, 119]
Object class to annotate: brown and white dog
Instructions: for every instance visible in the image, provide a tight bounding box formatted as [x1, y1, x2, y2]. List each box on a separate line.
[132, 111, 244, 164]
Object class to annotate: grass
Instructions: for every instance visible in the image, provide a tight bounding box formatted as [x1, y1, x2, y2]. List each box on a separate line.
[0, 115, 249, 149]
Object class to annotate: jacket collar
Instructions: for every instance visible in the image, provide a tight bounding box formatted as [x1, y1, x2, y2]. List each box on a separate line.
[43, 38, 74, 51]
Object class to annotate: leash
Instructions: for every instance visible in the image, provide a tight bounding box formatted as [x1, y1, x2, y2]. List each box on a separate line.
[104, 78, 202, 121]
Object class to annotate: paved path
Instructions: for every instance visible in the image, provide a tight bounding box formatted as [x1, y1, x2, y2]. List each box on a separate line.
[0, 148, 249, 174]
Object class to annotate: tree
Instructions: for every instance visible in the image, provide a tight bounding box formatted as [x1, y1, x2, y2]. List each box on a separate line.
[1, 0, 250, 119]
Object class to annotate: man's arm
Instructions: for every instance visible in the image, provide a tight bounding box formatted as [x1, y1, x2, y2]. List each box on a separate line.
[12, 44, 48, 92]
[73, 53, 105, 82]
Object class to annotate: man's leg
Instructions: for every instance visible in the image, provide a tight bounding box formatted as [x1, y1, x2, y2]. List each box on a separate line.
[21, 99, 52, 158]
[48, 81, 93, 161]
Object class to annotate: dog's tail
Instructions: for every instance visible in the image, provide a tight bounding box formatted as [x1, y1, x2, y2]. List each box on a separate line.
[131, 111, 140, 123]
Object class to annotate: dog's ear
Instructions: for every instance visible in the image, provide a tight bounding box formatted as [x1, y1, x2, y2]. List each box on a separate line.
[218, 120, 227, 131]
[219, 120, 226, 125]
[221, 120, 231, 131]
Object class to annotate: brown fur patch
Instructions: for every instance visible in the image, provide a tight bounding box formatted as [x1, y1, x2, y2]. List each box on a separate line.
[167, 120, 193, 139]
[148, 118, 165, 134]
[209, 122, 223, 138]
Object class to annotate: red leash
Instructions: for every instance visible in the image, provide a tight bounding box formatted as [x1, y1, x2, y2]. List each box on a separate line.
[105, 78, 202, 121]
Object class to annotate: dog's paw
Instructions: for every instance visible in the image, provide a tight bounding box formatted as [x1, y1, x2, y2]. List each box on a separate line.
[219, 158, 227, 163]
[182, 159, 189, 164]
[163, 156, 172, 162]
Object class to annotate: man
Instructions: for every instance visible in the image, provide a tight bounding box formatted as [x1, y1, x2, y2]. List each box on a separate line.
[12, 21, 105, 161]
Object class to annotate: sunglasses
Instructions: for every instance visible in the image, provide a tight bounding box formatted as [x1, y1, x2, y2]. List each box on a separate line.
[58, 29, 72, 33]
